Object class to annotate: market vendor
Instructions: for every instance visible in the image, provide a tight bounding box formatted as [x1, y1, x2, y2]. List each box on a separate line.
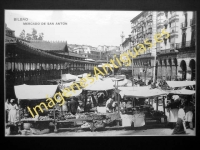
[61, 100, 68, 112]
[132, 107, 145, 129]
[166, 96, 179, 129]
[120, 100, 126, 114]
[97, 92, 105, 106]
[68, 97, 79, 115]
[105, 96, 114, 113]
[8, 99, 19, 123]
[85, 95, 93, 112]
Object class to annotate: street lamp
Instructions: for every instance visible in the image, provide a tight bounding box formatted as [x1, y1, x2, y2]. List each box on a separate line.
[129, 35, 134, 86]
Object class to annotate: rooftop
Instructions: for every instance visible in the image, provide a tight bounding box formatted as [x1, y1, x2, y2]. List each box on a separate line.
[130, 11, 145, 23]
[17, 40, 68, 51]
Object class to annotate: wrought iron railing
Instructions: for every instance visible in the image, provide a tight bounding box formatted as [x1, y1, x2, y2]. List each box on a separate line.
[175, 41, 195, 49]
[181, 22, 187, 28]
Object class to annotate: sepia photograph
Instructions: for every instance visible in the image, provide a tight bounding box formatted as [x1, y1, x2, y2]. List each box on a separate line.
[5, 10, 196, 136]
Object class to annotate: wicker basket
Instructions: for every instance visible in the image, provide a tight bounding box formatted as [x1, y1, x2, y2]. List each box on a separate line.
[23, 123, 31, 130]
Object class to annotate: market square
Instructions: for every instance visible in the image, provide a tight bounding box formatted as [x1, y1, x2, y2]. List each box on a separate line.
[5, 10, 196, 136]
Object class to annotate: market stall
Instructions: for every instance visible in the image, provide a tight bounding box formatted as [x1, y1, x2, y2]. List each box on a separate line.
[117, 86, 168, 127]
[14, 84, 58, 134]
[166, 81, 195, 88]
[165, 89, 195, 95]
[81, 78, 122, 130]
[164, 87, 195, 129]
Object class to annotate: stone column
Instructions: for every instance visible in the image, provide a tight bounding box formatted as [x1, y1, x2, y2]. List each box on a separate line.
[161, 60, 166, 79]
[185, 58, 192, 81]
[177, 59, 182, 80]
[157, 59, 162, 80]
[171, 58, 177, 80]
[166, 59, 172, 81]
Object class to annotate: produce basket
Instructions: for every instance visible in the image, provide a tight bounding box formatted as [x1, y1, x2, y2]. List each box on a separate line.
[81, 122, 91, 128]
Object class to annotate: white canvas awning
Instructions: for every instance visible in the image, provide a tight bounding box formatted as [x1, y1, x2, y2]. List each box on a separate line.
[118, 87, 167, 98]
[84, 80, 115, 91]
[165, 89, 195, 95]
[62, 81, 74, 88]
[118, 86, 150, 91]
[61, 74, 78, 81]
[14, 84, 58, 100]
[166, 81, 195, 88]
[61, 89, 83, 97]
[117, 79, 128, 87]
[98, 64, 115, 68]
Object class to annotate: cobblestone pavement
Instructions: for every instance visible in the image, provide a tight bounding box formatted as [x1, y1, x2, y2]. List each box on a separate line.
[34, 128, 195, 136]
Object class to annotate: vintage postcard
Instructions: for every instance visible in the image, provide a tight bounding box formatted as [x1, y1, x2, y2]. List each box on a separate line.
[5, 10, 196, 136]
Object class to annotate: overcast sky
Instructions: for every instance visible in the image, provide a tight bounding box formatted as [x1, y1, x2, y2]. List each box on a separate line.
[5, 10, 141, 47]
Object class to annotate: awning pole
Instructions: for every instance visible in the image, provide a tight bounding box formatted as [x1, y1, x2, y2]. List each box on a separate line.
[84, 90, 87, 112]
[163, 96, 165, 116]
[18, 98, 22, 131]
[156, 97, 158, 111]
[117, 81, 120, 114]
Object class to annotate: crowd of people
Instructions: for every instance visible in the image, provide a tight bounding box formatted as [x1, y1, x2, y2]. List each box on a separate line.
[52, 90, 119, 115]
[166, 94, 195, 134]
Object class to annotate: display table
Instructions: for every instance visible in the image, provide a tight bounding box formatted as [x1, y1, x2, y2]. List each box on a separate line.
[55, 113, 121, 132]
[20, 120, 53, 122]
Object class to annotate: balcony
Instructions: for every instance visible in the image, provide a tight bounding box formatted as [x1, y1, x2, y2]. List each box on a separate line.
[157, 11, 165, 17]
[147, 30, 152, 34]
[170, 28, 178, 37]
[146, 23, 153, 28]
[169, 13, 179, 23]
[146, 16, 152, 22]
[164, 20, 168, 25]
[157, 49, 179, 55]
[170, 43, 176, 49]
[181, 22, 187, 29]
[190, 19, 195, 26]
[157, 20, 164, 28]
[175, 41, 195, 49]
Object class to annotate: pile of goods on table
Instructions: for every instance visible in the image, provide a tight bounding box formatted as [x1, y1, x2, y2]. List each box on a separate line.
[55, 113, 76, 121]
[150, 110, 166, 118]
[80, 113, 107, 129]
[21, 115, 53, 121]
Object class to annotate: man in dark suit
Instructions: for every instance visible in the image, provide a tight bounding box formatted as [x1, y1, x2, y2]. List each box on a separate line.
[68, 97, 79, 115]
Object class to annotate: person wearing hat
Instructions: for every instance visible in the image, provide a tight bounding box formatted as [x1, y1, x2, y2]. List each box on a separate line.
[8, 99, 19, 123]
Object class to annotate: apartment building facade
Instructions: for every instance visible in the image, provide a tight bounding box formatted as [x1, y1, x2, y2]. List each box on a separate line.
[127, 11, 196, 81]
[156, 11, 196, 81]
[129, 11, 157, 80]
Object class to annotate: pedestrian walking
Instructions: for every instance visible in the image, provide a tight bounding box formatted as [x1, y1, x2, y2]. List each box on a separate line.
[172, 105, 186, 134]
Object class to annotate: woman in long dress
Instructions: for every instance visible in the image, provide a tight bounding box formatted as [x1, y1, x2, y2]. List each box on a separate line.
[167, 98, 179, 129]
[8, 99, 19, 123]
[172, 105, 186, 134]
